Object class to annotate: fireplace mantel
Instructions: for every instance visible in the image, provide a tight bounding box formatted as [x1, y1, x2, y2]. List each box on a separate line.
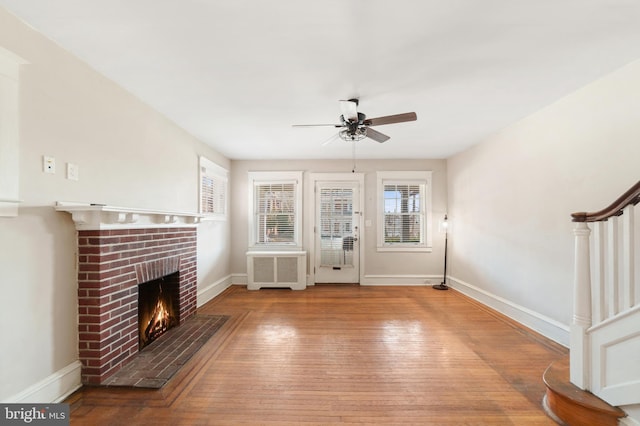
[55, 201, 203, 230]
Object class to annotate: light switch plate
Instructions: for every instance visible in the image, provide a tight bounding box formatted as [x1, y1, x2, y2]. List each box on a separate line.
[67, 163, 79, 181]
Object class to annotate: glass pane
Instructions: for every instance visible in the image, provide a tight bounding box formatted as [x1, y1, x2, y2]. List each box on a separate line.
[383, 185, 399, 213]
[256, 183, 296, 244]
[201, 173, 225, 215]
[320, 187, 354, 266]
[384, 213, 421, 243]
[383, 183, 423, 244]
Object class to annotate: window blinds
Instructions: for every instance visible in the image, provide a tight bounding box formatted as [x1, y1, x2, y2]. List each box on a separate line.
[255, 183, 295, 244]
[200, 158, 227, 217]
[383, 183, 422, 244]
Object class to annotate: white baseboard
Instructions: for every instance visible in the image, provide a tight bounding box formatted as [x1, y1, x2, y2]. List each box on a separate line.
[231, 273, 248, 286]
[233, 273, 441, 287]
[620, 405, 640, 426]
[197, 275, 233, 307]
[4, 361, 82, 403]
[448, 275, 570, 347]
[620, 414, 640, 426]
[361, 274, 442, 286]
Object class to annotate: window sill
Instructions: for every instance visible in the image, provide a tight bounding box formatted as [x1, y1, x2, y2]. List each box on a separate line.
[377, 246, 432, 253]
[248, 245, 302, 252]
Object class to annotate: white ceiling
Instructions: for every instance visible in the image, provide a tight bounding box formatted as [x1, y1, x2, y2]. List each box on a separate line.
[2, 1, 640, 160]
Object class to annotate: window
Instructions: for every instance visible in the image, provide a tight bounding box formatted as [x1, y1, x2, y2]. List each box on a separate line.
[377, 171, 432, 252]
[248, 171, 302, 249]
[199, 157, 228, 219]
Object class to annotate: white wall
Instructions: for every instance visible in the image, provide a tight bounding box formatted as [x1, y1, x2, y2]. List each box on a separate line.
[0, 7, 230, 402]
[230, 159, 447, 284]
[447, 59, 640, 344]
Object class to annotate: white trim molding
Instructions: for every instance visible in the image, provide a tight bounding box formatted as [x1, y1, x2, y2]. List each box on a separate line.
[55, 202, 203, 230]
[448, 275, 570, 347]
[247, 171, 303, 250]
[308, 172, 366, 286]
[4, 361, 82, 403]
[362, 274, 442, 286]
[376, 171, 433, 252]
[619, 408, 640, 426]
[197, 275, 233, 307]
[231, 273, 248, 286]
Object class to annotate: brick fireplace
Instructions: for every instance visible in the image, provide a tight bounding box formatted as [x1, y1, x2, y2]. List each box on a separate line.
[56, 203, 202, 385]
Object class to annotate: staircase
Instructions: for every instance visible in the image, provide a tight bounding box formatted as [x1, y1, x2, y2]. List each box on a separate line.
[543, 357, 625, 425]
[544, 180, 640, 425]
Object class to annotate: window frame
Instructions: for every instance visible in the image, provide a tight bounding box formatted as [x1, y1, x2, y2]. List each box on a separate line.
[199, 156, 228, 220]
[248, 171, 303, 250]
[376, 171, 433, 252]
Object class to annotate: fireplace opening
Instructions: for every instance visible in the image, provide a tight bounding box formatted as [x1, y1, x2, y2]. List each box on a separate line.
[138, 272, 180, 350]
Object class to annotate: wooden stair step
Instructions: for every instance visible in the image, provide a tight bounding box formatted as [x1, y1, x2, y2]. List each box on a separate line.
[543, 357, 625, 426]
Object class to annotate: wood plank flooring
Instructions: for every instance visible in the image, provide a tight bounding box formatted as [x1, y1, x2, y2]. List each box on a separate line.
[67, 285, 567, 425]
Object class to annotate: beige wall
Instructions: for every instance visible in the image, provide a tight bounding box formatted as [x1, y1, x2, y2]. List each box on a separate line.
[0, 8, 230, 401]
[4, 0, 638, 409]
[447, 59, 640, 329]
[230, 159, 448, 281]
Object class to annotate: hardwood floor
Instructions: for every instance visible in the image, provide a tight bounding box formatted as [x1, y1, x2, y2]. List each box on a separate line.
[67, 285, 567, 425]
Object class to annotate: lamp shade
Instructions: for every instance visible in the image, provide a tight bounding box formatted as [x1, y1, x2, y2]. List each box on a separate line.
[438, 214, 450, 233]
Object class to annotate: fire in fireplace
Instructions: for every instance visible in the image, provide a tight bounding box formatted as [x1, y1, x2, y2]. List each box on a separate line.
[138, 273, 180, 349]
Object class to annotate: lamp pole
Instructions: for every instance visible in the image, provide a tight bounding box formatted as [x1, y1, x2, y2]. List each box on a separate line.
[433, 214, 449, 290]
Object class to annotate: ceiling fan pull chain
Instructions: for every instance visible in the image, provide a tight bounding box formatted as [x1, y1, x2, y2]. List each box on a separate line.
[352, 140, 356, 173]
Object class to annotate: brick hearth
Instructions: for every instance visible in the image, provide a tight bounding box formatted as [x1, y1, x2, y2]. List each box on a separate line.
[77, 227, 197, 385]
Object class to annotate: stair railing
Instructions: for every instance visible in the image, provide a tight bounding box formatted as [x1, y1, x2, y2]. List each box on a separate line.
[570, 180, 640, 390]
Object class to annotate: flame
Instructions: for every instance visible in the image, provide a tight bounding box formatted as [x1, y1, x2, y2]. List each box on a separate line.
[140, 283, 176, 348]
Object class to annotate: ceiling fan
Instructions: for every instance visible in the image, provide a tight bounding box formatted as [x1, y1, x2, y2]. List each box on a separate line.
[293, 99, 417, 143]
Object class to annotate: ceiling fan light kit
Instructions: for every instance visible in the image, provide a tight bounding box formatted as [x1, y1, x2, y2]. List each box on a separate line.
[339, 127, 367, 141]
[293, 98, 417, 144]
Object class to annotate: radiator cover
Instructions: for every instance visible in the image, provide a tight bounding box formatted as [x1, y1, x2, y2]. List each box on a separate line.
[246, 251, 307, 290]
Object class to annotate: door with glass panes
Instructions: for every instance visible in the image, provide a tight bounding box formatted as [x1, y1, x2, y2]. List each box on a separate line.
[314, 178, 361, 283]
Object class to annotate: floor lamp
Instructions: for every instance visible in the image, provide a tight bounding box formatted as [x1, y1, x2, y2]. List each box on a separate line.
[433, 214, 449, 290]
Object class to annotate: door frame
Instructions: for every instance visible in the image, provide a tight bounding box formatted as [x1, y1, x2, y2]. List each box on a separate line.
[307, 173, 365, 285]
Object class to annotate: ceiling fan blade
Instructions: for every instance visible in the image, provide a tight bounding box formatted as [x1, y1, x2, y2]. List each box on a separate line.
[363, 112, 417, 126]
[365, 127, 390, 143]
[321, 133, 341, 146]
[292, 124, 343, 128]
[339, 99, 359, 122]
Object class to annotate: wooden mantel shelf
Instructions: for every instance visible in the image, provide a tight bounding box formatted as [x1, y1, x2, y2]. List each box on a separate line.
[55, 201, 203, 230]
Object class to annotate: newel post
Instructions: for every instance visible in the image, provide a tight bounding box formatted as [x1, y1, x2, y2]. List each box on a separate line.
[570, 221, 592, 389]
